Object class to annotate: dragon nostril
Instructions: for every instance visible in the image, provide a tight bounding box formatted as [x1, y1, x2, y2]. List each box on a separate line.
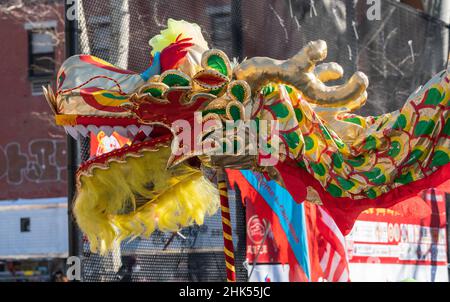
[144, 182, 155, 191]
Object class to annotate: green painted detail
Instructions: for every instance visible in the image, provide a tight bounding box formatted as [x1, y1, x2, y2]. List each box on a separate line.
[327, 183, 343, 198]
[376, 118, 389, 131]
[320, 125, 332, 140]
[102, 93, 129, 100]
[444, 118, 450, 136]
[363, 168, 386, 185]
[297, 160, 307, 170]
[395, 172, 414, 185]
[336, 176, 355, 190]
[304, 136, 314, 151]
[229, 105, 241, 121]
[207, 54, 228, 76]
[271, 102, 290, 118]
[333, 137, 345, 149]
[344, 117, 362, 126]
[284, 132, 301, 149]
[143, 88, 163, 97]
[210, 87, 224, 96]
[346, 155, 365, 167]
[310, 162, 326, 177]
[431, 150, 450, 168]
[233, 140, 240, 154]
[162, 74, 190, 87]
[294, 108, 303, 122]
[388, 141, 401, 158]
[424, 88, 445, 106]
[393, 114, 407, 130]
[254, 117, 261, 134]
[414, 120, 436, 136]
[366, 189, 377, 199]
[261, 85, 274, 96]
[222, 140, 240, 154]
[202, 108, 226, 116]
[222, 141, 229, 153]
[364, 135, 377, 151]
[404, 149, 424, 166]
[231, 84, 245, 102]
[376, 175, 387, 185]
[332, 153, 344, 169]
[284, 85, 293, 94]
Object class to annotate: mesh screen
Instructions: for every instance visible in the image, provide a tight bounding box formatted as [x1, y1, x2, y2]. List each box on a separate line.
[72, 0, 449, 282]
[80, 190, 242, 282]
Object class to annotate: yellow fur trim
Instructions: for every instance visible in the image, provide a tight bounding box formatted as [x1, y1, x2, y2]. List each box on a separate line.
[73, 147, 219, 254]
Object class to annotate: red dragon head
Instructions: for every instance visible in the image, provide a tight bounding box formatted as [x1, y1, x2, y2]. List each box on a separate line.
[43, 19, 257, 253]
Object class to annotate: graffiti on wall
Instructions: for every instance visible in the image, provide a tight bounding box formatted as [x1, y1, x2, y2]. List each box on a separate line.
[0, 139, 66, 185]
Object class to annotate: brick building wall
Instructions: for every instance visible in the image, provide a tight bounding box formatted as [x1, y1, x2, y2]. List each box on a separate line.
[0, 2, 67, 201]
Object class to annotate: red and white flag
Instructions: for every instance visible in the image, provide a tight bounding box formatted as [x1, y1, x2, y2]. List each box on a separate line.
[316, 206, 350, 282]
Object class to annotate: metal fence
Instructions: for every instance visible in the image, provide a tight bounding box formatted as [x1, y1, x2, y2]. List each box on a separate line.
[69, 0, 450, 281]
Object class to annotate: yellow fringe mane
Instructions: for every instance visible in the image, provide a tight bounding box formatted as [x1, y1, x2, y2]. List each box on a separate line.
[73, 147, 219, 254]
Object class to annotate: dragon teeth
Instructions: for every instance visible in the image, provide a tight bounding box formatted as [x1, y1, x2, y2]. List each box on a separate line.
[127, 125, 139, 136]
[75, 125, 89, 137]
[101, 126, 114, 137]
[113, 126, 128, 137]
[63, 124, 152, 140]
[140, 125, 153, 136]
[64, 126, 79, 140]
[87, 125, 100, 135]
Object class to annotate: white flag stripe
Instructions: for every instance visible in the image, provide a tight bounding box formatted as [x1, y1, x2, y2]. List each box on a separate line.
[317, 205, 350, 282]
[425, 193, 444, 202]
[337, 266, 349, 282]
[320, 243, 331, 269]
[328, 251, 341, 281]
[318, 206, 346, 244]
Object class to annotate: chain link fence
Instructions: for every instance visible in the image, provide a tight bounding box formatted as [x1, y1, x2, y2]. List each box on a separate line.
[71, 0, 449, 281]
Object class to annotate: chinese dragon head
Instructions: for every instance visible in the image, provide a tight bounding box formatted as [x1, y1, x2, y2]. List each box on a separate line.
[44, 19, 450, 254]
